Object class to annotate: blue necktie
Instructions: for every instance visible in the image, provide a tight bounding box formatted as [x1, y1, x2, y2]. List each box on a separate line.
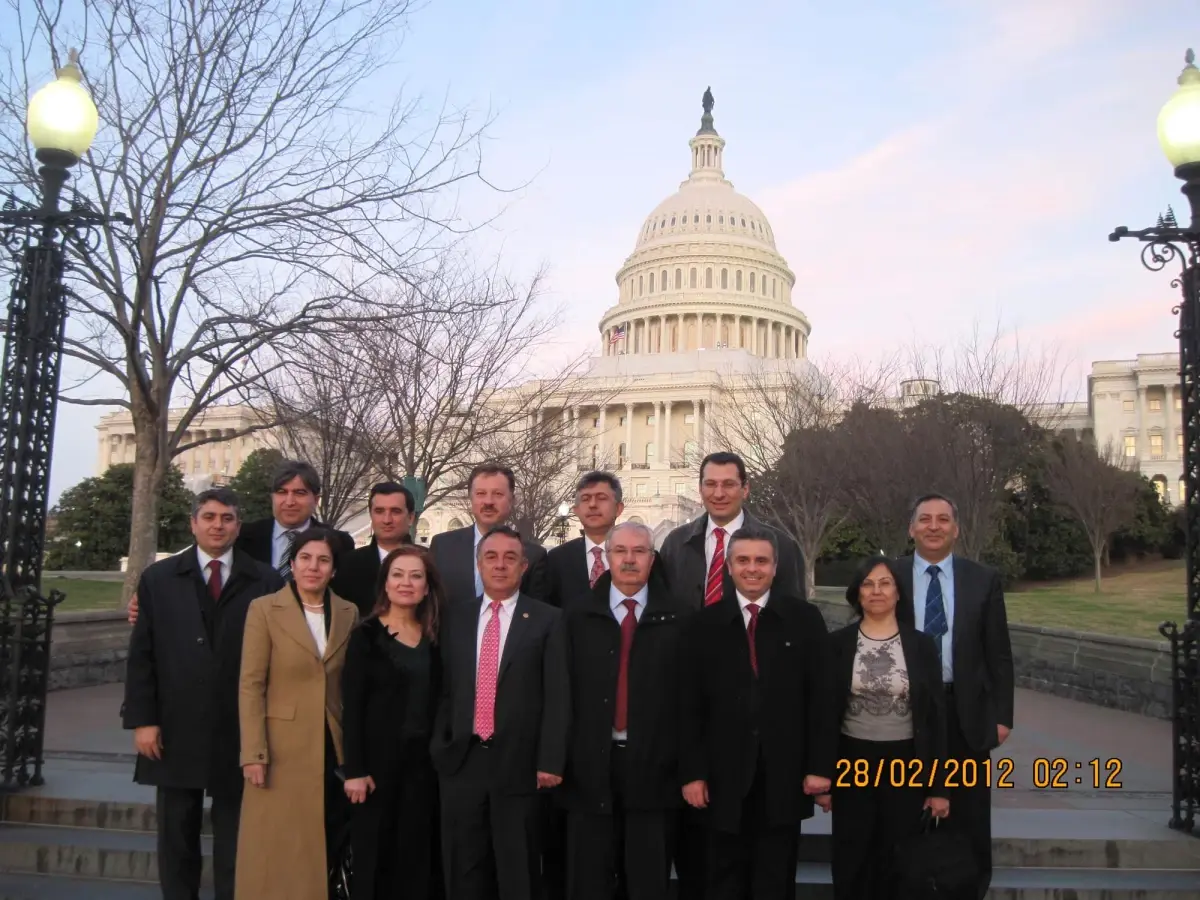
[924, 564, 948, 653]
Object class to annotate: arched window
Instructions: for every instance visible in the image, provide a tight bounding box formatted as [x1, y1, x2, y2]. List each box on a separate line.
[661, 270, 669, 291]
[649, 272, 655, 293]
[694, 215, 699, 223]
[749, 272, 756, 293]
[735, 270, 743, 291]
[690, 267, 697, 288]
[447, 518, 464, 530]
[675, 268, 682, 289]
[771, 278, 776, 299]
[706, 214, 712, 223]
[741, 218, 746, 226]
[721, 269, 728, 290]
[706, 268, 713, 288]
[670, 217, 676, 226]
[719, 216, 724, 224]
[638, 275, 644, 296]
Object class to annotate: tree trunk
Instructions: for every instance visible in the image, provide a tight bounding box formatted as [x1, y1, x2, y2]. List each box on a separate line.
[121, 397, 170, 603]
[1093, 544, 1103, 594]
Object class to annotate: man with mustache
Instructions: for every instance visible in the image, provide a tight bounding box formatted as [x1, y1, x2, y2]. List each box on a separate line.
[122, 488, 284, 900]
[559, 521, 686, 900]
[430, 463, 547, 609]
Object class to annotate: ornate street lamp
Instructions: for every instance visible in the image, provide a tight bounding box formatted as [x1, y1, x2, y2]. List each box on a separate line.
[0, 50, 127, 789]
[1110, 48, 1200, 836]
[556, 502, 572, 544]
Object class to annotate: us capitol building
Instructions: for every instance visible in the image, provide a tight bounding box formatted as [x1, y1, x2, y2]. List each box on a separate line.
[94, 91, 1189, 544]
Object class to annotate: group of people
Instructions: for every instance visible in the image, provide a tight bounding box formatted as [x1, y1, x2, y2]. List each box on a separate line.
[122, 452, 1014, 900]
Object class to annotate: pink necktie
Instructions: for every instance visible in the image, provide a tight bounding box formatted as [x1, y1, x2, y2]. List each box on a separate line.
[589, 547, 605, 588]
[474, 600, 503, 739]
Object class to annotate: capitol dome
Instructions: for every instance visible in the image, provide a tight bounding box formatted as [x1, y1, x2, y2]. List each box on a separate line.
[598, 89, 810, 362]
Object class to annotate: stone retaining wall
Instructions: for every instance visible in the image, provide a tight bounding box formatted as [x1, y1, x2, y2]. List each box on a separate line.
[809, 595, 1174, 719]
[48, 610, 129, 691]
[46, 597, 1176, 720]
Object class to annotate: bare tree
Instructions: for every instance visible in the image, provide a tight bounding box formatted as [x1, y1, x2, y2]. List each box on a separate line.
[361, 266, 600, 515]
[0, 0, 503, 597]
[254, 338, 380, 529]
[1042, 435, 1143, 593]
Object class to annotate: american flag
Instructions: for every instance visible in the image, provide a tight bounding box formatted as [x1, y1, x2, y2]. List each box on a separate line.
[609, 325, 626, 344]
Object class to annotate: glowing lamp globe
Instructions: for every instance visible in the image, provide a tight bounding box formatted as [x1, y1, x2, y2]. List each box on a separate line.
[1158, 49, 1200, 168]
[26, 50, 98, 160]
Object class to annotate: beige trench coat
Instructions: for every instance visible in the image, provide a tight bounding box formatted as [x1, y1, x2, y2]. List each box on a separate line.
[235, 586, 358, 900]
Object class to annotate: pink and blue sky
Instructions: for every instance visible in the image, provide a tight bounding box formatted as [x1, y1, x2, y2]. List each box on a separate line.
[1, 0, 1196, 500]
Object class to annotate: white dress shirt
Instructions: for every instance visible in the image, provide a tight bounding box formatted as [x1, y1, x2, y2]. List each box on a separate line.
[913, 553, 955, 683]
[304, 608, 327, 657]
[585, 535, 607, 578]
[735, 588, 768, 628]
[705, 510, 745, 569]
[272, 518, 312, 568]
[476, 592, 519, 665]
[196, 547, 234, 586]
[610, 582, 648, 740]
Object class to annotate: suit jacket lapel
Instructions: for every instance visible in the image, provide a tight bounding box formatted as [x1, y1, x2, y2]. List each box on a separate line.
[271, 589, 322, 659]
[572, 538, 591, 596]
[323, 599, 354, 663]
[498, 594, 534, 682]
[222, 549, 260, 603]
[898, 555, 916, 626]
[951, 557, 972, 664]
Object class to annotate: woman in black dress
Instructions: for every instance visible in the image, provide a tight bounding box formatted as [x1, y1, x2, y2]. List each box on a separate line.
[341, 544, 444, 899]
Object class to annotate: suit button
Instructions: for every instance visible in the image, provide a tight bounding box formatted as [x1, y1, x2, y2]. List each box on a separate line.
[196, 637, 205, 645]
[257, 753, 264, 760]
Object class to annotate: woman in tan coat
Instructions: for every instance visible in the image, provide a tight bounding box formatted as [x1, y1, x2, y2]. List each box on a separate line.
[236, 527, 359, 900]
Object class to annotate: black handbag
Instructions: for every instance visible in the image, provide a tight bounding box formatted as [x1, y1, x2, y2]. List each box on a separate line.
[892, 808, 978, 899]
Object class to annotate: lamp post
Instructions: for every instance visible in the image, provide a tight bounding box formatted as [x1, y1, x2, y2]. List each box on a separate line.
[556, 502, 571, 545]
[0, 50, 125, 789]
[1110, 48, 1200, 836]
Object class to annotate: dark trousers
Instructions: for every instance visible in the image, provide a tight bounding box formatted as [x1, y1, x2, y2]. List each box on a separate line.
[350, 739, 441, 900]
[566, 743, 676, 900]
[672, 806, 707, 900]
[830, 735, 927, 900]
[706, 756, 798, 900]
[543, 793, 567, 900]
[325, 725, 351, 898]
[946, 695, 993, 900]
[440, 740, 544, 900]
[155, 785, 241, 900]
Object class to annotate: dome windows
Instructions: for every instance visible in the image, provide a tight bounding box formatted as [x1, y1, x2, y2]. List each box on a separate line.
[706, 214, 712, 223]
[690, 268, 697, 288]
[670, 217, 676, 226]
[749, 272, 756, 293]
[694, 215, 699, 223]
[720, 269, 728, 290]
[675, 268, 682, 289]
[719, 216, 724, 224]
[661, 269, 669, 291]
[735, 270, 743, 291]
[706, 268, 713, 288]
[648, 272, 655, 292]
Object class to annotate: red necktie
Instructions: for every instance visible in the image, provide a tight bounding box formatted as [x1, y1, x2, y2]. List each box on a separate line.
[207, 560, 223, 602]
[704, 527, 726, 606]
[589, 547, 606, 588]
[474, 600, 502, 739]
[745, 602, 761, 675]
[614, 598, 638, 732]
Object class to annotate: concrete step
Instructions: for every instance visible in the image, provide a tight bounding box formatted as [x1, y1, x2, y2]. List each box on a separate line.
[0, 823, 211, 886]
[0, 873, 212, 899]
[0, 795, 209, 835]
[790, 863, 1200, 899]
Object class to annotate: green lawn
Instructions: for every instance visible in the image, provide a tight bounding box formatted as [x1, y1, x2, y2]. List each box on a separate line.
[1006, 560, 1187, 640]
[40, 577, 125, 611]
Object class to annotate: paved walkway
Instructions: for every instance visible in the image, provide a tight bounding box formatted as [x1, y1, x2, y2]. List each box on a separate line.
[33, 683, 1173, 816]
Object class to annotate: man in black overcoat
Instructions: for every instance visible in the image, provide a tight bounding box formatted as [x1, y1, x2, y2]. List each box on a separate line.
[121, 487, 284, 900]
[430, 463, 547, 608]
[431, 525, 569, 900]
[897, 493, 1015, 900]
[559, 522, 686, 900]
[678, 522, 835, 900]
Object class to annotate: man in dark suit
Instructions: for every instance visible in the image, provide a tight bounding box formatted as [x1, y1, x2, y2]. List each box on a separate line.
[678, 523, 834, 900]
[659, 451, 807, 610]
[122, 488, 284, 900]
[897, 492, 1014, 900]
[431, 525, 569, 900]
[430, 462, 547, 608]
[234, 458, 355, 574]
[658, 451, 807, 900]
[331, 481, 415, 615]
[560, 521, 685, 900]
[544, 470, 624, 610]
